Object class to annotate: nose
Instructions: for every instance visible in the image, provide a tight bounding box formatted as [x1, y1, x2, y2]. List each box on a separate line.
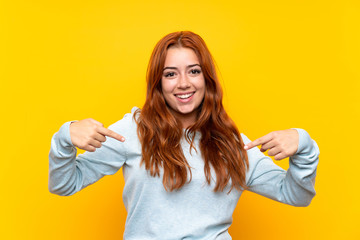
[177, 74, 191, 89]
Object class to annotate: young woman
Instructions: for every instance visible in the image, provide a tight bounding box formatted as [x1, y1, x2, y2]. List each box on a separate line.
[48, 31, 320, 240]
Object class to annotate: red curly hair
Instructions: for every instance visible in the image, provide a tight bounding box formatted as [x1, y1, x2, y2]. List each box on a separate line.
[134, 31, 249, 193]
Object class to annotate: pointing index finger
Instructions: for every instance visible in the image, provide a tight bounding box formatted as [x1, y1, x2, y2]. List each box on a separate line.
[244, 134, 272, 150]
[98, 127, 125, 142]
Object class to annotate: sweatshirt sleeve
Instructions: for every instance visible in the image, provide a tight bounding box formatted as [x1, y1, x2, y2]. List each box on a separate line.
[242, 128, 320, 207]
[48, 112, 134, 196]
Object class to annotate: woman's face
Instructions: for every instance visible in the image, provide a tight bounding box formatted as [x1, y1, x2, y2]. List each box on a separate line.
[161, 47, 205, 127]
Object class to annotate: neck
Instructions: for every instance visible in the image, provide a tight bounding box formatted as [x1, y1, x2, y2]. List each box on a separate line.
[168, 108, 198, 129]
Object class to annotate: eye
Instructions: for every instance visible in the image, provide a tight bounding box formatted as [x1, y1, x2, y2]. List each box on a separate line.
[164, 72, 176, 78]
[190, 69, 201, 75]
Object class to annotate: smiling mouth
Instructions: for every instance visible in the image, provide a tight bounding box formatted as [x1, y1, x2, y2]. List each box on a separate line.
[175, 92, 195, 99]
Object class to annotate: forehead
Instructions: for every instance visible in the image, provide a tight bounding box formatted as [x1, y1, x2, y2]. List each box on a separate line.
[164, 47, 200, 66]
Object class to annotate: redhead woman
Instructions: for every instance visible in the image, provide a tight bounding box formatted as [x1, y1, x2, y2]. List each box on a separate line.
[48, 31, 320, 240]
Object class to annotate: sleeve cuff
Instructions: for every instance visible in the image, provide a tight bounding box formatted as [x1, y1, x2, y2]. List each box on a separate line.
[58, 121, 78, 148]
[291, 128, 313, 155]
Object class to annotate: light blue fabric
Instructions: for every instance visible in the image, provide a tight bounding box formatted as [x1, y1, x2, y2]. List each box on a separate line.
[48, 106, 320, 240]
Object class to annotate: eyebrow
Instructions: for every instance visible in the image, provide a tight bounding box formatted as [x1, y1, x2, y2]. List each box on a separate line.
[163, 64, 201, 71]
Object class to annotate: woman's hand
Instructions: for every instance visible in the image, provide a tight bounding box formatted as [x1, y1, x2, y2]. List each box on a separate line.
[69, 118, 125, 152]
[244, 129, 299, 160]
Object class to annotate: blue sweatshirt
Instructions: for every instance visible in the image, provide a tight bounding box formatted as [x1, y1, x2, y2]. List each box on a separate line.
[48, 107, 320, 240]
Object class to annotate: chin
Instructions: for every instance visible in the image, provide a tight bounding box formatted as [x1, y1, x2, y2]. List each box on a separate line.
[176, 106, 195, 114]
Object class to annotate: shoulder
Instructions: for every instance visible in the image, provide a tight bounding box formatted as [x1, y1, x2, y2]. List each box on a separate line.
[239, 132, 265, 164]
[240, 132, 251, 145]
[107, 106, 140, 137]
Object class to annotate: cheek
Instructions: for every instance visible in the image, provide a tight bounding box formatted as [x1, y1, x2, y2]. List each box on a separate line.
[161, 79, 176, 94]
[196, 77, 206, 92]
[199, 79, 206, 99]
[161, 81, 172, 102]
[160, 79, 167, 94]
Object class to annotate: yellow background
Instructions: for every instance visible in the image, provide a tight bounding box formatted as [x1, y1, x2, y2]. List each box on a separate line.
[1, 0, 359, 239]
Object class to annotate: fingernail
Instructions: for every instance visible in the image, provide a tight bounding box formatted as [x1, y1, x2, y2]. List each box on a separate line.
[244, 145, 249, 150]
[121, 137, 125, 142]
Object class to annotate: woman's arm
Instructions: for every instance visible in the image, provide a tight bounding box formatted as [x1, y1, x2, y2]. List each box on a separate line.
[242, 128, 320, 206]
[48, 113, 133, 196]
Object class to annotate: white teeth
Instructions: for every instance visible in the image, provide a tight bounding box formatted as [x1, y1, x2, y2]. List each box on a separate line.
[176, 92, 194, 99]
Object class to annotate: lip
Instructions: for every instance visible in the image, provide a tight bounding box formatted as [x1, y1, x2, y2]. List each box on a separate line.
[174, 91, 195, 103]
[174, 91, 195, 96]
